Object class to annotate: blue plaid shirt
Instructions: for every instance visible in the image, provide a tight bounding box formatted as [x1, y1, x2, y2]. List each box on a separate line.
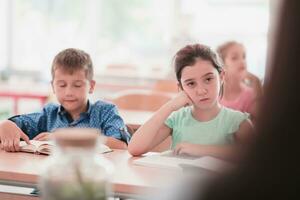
[9, 100, 130, 143]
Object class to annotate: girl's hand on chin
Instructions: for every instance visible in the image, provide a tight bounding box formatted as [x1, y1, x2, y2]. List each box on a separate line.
[169, 91, 193, 111]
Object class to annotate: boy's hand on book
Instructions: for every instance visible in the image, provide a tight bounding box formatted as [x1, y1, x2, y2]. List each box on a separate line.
[33, 132, 52, 141]
[0, 120, 30, 152]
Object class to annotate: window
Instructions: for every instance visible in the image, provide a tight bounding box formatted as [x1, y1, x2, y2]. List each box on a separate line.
[1, 0, 269, 81]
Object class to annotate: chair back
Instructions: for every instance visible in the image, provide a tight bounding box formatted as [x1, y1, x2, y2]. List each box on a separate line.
[109, 89, 173, 111]
[153, 79, 178, 93]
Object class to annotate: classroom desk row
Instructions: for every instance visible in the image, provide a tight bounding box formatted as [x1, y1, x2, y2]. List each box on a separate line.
[0, 111, 158, 199]
[0, 149, 180, 199]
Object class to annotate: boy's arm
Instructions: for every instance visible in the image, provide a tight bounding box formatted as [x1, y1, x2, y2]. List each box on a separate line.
[0, 120, 30, 152]
[104, 136, 127, 149]
[98, 103, 131, 149]
[8, 106, 50, 140]
[33, 132, 53, 141]
[128, 91, 192, 156]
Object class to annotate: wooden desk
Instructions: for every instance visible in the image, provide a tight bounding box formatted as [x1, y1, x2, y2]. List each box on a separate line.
[119, 109, 154, 130]
[0, 150, 179, 199]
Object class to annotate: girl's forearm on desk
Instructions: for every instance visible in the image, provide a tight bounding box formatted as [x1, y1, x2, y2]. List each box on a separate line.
[175, 143, 236, 160]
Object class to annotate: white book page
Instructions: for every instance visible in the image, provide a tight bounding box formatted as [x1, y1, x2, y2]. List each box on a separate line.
[19, 140, 54, 154]
[19, 140, 54, 148]
[133, 150, 195, 170]
[134, 150, 233, 172]
[189, 156, 234, 172]
[19, 140, 112, 154]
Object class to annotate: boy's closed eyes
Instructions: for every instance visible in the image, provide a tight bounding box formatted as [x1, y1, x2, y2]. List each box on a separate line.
[55, 80, 86, 88]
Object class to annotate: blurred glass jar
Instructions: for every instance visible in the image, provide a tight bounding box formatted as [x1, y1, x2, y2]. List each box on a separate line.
[39, 128, 114, 200]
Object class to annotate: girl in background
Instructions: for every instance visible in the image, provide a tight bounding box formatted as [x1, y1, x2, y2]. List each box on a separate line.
[217, 41, 263, 120]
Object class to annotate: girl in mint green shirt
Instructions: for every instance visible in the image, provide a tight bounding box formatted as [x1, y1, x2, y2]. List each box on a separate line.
[128, 44, 253, 159]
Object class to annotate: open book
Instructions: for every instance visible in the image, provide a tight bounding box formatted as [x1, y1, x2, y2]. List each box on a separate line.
[19, 140, 113, 155]
[19, 140, 54, 155]
[133, 150, 234, 173]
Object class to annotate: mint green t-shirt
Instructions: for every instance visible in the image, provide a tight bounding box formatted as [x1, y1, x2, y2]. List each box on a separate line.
[165, 106, 249, 148]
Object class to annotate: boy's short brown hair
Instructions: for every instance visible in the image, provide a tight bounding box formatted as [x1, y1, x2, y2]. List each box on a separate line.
[51, 48, 94, 80]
